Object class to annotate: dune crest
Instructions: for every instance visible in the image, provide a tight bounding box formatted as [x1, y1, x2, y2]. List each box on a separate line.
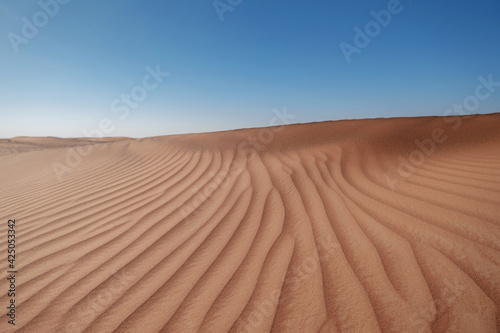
[1, 114, 499, 332]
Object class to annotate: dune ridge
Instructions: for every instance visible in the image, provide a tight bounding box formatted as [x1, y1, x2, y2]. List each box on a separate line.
[1, 114, 499, 332]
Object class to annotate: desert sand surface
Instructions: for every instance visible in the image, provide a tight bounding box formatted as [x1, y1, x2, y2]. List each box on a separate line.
[1, 114, 499, 332]
[0, 137, 131, 157]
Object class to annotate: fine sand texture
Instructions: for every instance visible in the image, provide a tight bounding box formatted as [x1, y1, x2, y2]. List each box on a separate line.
[0, 114, 499, 332]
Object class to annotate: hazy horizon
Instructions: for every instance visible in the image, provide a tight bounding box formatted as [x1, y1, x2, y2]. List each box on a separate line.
[2, 112, 500, 140]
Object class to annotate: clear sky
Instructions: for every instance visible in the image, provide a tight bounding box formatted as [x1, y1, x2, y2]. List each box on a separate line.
[1, 0, 499, 138]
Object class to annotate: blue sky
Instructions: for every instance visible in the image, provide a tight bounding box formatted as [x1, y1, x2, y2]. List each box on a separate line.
[1, 0, 499, 138]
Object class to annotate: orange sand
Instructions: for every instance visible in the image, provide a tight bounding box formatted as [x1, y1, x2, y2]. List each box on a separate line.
[0, 114, 499, 332]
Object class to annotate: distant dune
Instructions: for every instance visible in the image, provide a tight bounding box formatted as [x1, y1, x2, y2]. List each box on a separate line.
[0, 137, 131, 157]
[1, 114, 499, 332]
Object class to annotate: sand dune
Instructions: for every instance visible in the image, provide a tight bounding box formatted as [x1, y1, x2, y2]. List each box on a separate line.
[1, 114, 499, 332]
[0, 137, 131, 157]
